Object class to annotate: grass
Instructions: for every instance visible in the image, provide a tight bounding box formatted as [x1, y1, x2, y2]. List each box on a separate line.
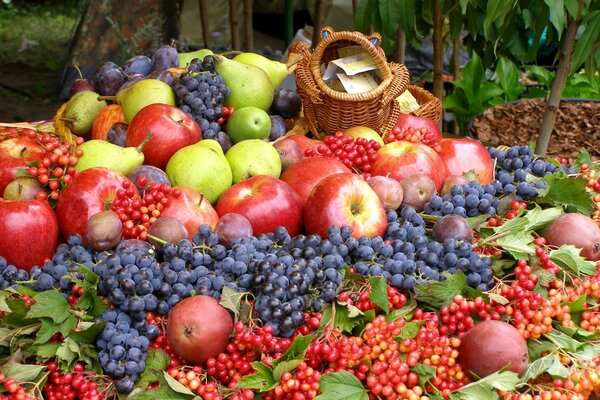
[0, 1, 82, 71]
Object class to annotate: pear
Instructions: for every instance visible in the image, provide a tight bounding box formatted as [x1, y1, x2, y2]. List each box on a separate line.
[100, 79, 176, 123]
[62, 91, 107, 138]
[166, 139, 233, 204]
[75, 132, 152, 175]
[233, 52, 289, 89]
[213, 55, 274, 111]
[179, 48, 214, 68]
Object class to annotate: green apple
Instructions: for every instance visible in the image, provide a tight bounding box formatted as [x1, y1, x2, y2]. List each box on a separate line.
[166, 139, 232, 203]
[178, 49, 214, 68]
[343, 126, 385, 147]
[226, 139, 281, 183]
[226, 106, 272, 143]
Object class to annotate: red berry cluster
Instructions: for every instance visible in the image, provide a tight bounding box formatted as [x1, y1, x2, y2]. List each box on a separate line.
[263, 362, 321, 400]
[167, 367, 227, 400]
[438, 295, 499, 336]
[384, 126, 442, 152]
[110, 179, 181, 240]
[304, 328, 368, 374]
[42, 362, 105, 400]
[0, 373, 36, 400]
[217, 106, 235, 125]
[304, 131, 381, 177]
[337, 286, 407, 313]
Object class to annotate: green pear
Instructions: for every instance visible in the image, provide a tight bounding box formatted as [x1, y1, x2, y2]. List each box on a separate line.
[213, 55, 274, 111]
[63, 91, 107, 138]
[233, 52, 289, 89]
[179, 48, 214, 68]
[226, 139, 281, 183]
[104, 79, 176, 123]
[166, 139, 232, 204]
[75, 133, 152, 175]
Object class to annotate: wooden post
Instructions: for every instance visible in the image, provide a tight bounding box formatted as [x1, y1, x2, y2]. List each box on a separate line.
[198, 0, 210, 49]
[311, 0, 326, 49]
[243, 0, 253, 52]
[452, 34, 460, 134]
[229, 0, 240, 51]
[432, 0, 444, 130]
[285, 0, 294, 47]
[352, 0, 359, 16]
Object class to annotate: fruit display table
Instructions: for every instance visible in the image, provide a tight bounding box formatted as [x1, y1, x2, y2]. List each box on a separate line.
[1, 31, 600, 400]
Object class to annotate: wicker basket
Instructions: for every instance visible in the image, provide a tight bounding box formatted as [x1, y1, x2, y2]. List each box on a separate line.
[290, 26, 410, 136]
[379, 84, 442, 136]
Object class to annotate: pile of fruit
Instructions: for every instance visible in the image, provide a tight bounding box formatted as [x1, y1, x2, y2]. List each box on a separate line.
[1, 41, 600, 400]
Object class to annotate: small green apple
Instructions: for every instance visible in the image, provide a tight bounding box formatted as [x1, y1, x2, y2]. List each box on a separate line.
[343, 126, 385, 147]
[226, 106, 272, 143]
[166, 139, 232, 203]
[226, 139, 281, 183]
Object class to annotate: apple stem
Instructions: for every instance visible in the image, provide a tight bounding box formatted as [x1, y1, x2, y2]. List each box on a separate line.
[60, 117, 76, 123]
[136, 131, 154, 153]
[197, 193, 205, 206]
[74, 65, 84, 80]
[147, 234, 168, 246]
[97, 95, 117, 102]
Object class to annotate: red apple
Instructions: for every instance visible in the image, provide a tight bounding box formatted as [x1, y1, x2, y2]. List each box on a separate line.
[0, 199, 58, 270]
[0, 135, 45, 195]
[367, 175, 404, 211]
[438, 138, 494, 184]
[91, 104, 126, 140]
[304, 172, 387, 239]
[167, 295, 233, 365]
[160, 186, 219, 239]
[273, 137, 303, 171]
[216, 175, 302, 236]
[125, 103, 202, 170]
[372, 141, 447, 191]
[56, 167, 139, 244]
[280, 157, 351, 207]
[279, 134, 322, 156]
[3, 176, 45, 201]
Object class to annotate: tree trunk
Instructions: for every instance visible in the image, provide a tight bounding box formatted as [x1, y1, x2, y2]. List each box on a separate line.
[452, 34, 460, 134]
[243, 0, 254, 52]
[534, 3, 582, 156]
[198, 0, 211, 49]
[432, 0, 444, 129]
[229, 0, 241, 50]
[395, 28, 406, 64]
[311, 0, 327, 49]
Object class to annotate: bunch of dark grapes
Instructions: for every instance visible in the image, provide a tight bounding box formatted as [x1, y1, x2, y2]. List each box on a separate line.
[424, 181, 502, 217]
[96, 309, 149, 393]
[488, 145, 575, 200]
[0, 257, 29, 290]
[173, 56, 232, 151]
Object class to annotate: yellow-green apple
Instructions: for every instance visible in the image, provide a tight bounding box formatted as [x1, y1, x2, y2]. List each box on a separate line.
[371, 141, 446, 191]
[280, 157, 350, 207]
[226, 139, 281, 183]
[0, 199, 58, 270]
[226, 106, 271, 143]
[159, 186, 219, 239]
[303, 172, 387, 239]
[125, 103, 201, 170]
[3, 177, 45, 201]
[367, 175, 404, 211]
[56, 167, 139, 244]
[438, 138, 494, 184]
[0, 135, 45, 195]
[343, 126, 384, 147]
[216, 175, 302, 236]
[91, 104, 126, 140]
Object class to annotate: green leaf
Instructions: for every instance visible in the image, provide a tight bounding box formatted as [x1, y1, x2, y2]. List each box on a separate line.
[387, 297, 416, 321]
[128, 372, 198, 400]
[1, 360, 47, 383]
[354, 0, 376, 33]
[544, 0, 567, 39]
[34, 318, 65, 345]
[456, 369, 520, 399]
[461, 52, 484, 96]
[163, 371, 199, 396]
[573, 148, 593, 171]
[219, 286, 245, 321]
[519, 354, 554, 383]
[541, 174, 594, 215]
[34, 343, 61, 360]
[133, 349, 171, 392]
[26, 290, 70, 324]
[572, 343, 600, 361]
[314, 371, 369, 400]
[493, 214, 529, 236]
[483, 0, 516, 39]
[394, 320, 424, 341]
[0, 291, 10, 313]
[533, 268, 556, 287]
[495, 231, 535, 260]
[547, 356, 570, 378]
[556, 324, 598, 340]
[272, 335, 312, 368]
[237, 362, 277, 392]
[320, 302, 373, 334]
[572, 11, 600, 71]
[368, 276, 389, 315]
[74, 291, 107, 316]
[69, 320, 105, 344]
[379, 0, 401, 38]
[523, 205, 563, 231]
[488, 293, 509, 305]
[549, 245, 597, 276]
[528, 340, 557, 359]
[565, 0, 580, 17]
[543, 330, 583, 352]
[273, 360, 303, 382]
[413, 363, 436, 387]
[496, 56, 520, 97]
[414, 271, 477, 308]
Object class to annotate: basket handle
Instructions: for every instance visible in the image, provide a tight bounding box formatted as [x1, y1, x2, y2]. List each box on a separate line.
[290, 41, 323, 104]
[309, 27, 393, 101]
[379, 63, 410, 105]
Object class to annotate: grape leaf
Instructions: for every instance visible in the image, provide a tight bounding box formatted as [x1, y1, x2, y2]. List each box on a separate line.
[394, 320, 424, 341]
[573, 148, 593, 170]
[455, 370, 520, 399]
[368, 276, 389, 315]
[414, 271, 479, 308]
[26, 290, 70, 323]
[314, 371, 369, 400]
[219, 286, 245, 321]
[549, 245, 597, 276]
[519, 354, 554, 383]
[541, 173, 594, 215]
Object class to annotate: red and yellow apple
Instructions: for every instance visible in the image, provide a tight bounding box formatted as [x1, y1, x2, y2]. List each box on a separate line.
[160, 186, 219, 239]
[0, 135, 45, 195]
[438, 138, 494, 184]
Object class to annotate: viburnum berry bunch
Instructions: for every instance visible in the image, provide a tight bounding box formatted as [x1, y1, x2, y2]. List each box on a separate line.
[42, 361, 109, 400]
[304, 131, 381, 177]
[0, 373, 36, 400]
[337, 285, 407, 313]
